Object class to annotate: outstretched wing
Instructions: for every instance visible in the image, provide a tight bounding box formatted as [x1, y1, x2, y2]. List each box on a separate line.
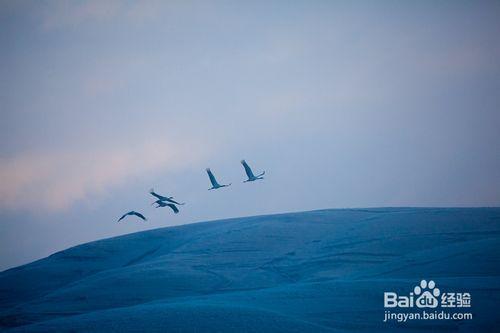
[241, 160, 255, 179]
[206, 168, 220, 187]
[132, 211, 147, 221]
[117, 212, 129, 222]
[167, 203, 179, 214]
[149, 188, 168, 201]
[166, 198, 185, 205]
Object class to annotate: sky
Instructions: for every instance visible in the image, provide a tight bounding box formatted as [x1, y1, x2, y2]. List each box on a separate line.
[1, 0, 499, 271]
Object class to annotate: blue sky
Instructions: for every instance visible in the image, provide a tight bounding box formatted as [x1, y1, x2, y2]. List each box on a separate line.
[1, 0, 499, 270]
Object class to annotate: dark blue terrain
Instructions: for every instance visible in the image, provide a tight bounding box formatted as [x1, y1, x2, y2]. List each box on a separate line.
[1, 208, 499, 332]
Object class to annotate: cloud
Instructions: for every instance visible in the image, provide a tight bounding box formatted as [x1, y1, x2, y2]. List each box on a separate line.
[0, 140, 207, 211]
[39, 0, 163, 30]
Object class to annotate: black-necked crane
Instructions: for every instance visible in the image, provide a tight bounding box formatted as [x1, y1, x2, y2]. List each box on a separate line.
[117, 211, 147, 222]
[149, 189, 185, 205]
[241, 160, 265, 182]
[154, 201, 180, 214]
[206, 168, 231, 190]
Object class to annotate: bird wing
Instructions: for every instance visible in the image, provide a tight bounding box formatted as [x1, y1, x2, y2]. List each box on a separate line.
[167, 203, 179, 214]
[166, 198, 184, 205]
[149, 189, 168, 201]
[241, 160, 255, 178]
[133, 212, 147, 220]
[117, 213, 128, 222]
[206, 168, 220, 187]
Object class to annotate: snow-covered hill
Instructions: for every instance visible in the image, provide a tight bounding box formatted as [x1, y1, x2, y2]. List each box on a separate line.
[1, 208, 499, 332]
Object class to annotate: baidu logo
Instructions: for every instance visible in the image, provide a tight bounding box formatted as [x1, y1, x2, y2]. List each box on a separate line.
[384, 279, 440, 308]
[384, 279, 470, 309]
[383, 279, 473, 323]
[414, 279, 440, 308]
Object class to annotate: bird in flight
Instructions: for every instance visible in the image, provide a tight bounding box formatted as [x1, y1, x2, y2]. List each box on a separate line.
[241, 160, 265, 182]
[154, 200, 180, 214]
[118, 211, 147, 222]
[206, 168, 231, 190]
[149, 189, 185, 205]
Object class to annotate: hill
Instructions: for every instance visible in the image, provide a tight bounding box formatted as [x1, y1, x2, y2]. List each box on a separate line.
[1, 208, 499, 332]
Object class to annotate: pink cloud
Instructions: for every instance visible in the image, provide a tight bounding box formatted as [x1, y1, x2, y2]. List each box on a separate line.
[0, 140, 207, 211]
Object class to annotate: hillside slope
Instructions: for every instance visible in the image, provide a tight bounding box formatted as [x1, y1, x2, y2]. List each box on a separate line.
[1, 208, 499, 332]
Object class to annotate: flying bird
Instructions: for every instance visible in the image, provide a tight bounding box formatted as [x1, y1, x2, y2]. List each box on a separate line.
[152, 199, 182, 210]
[206, 168, 231, 190]
[241, 160, 265, 182]
[154, 201, 180, 214]
[118, 211, 147, 222]
[149, 189, 185, 205]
